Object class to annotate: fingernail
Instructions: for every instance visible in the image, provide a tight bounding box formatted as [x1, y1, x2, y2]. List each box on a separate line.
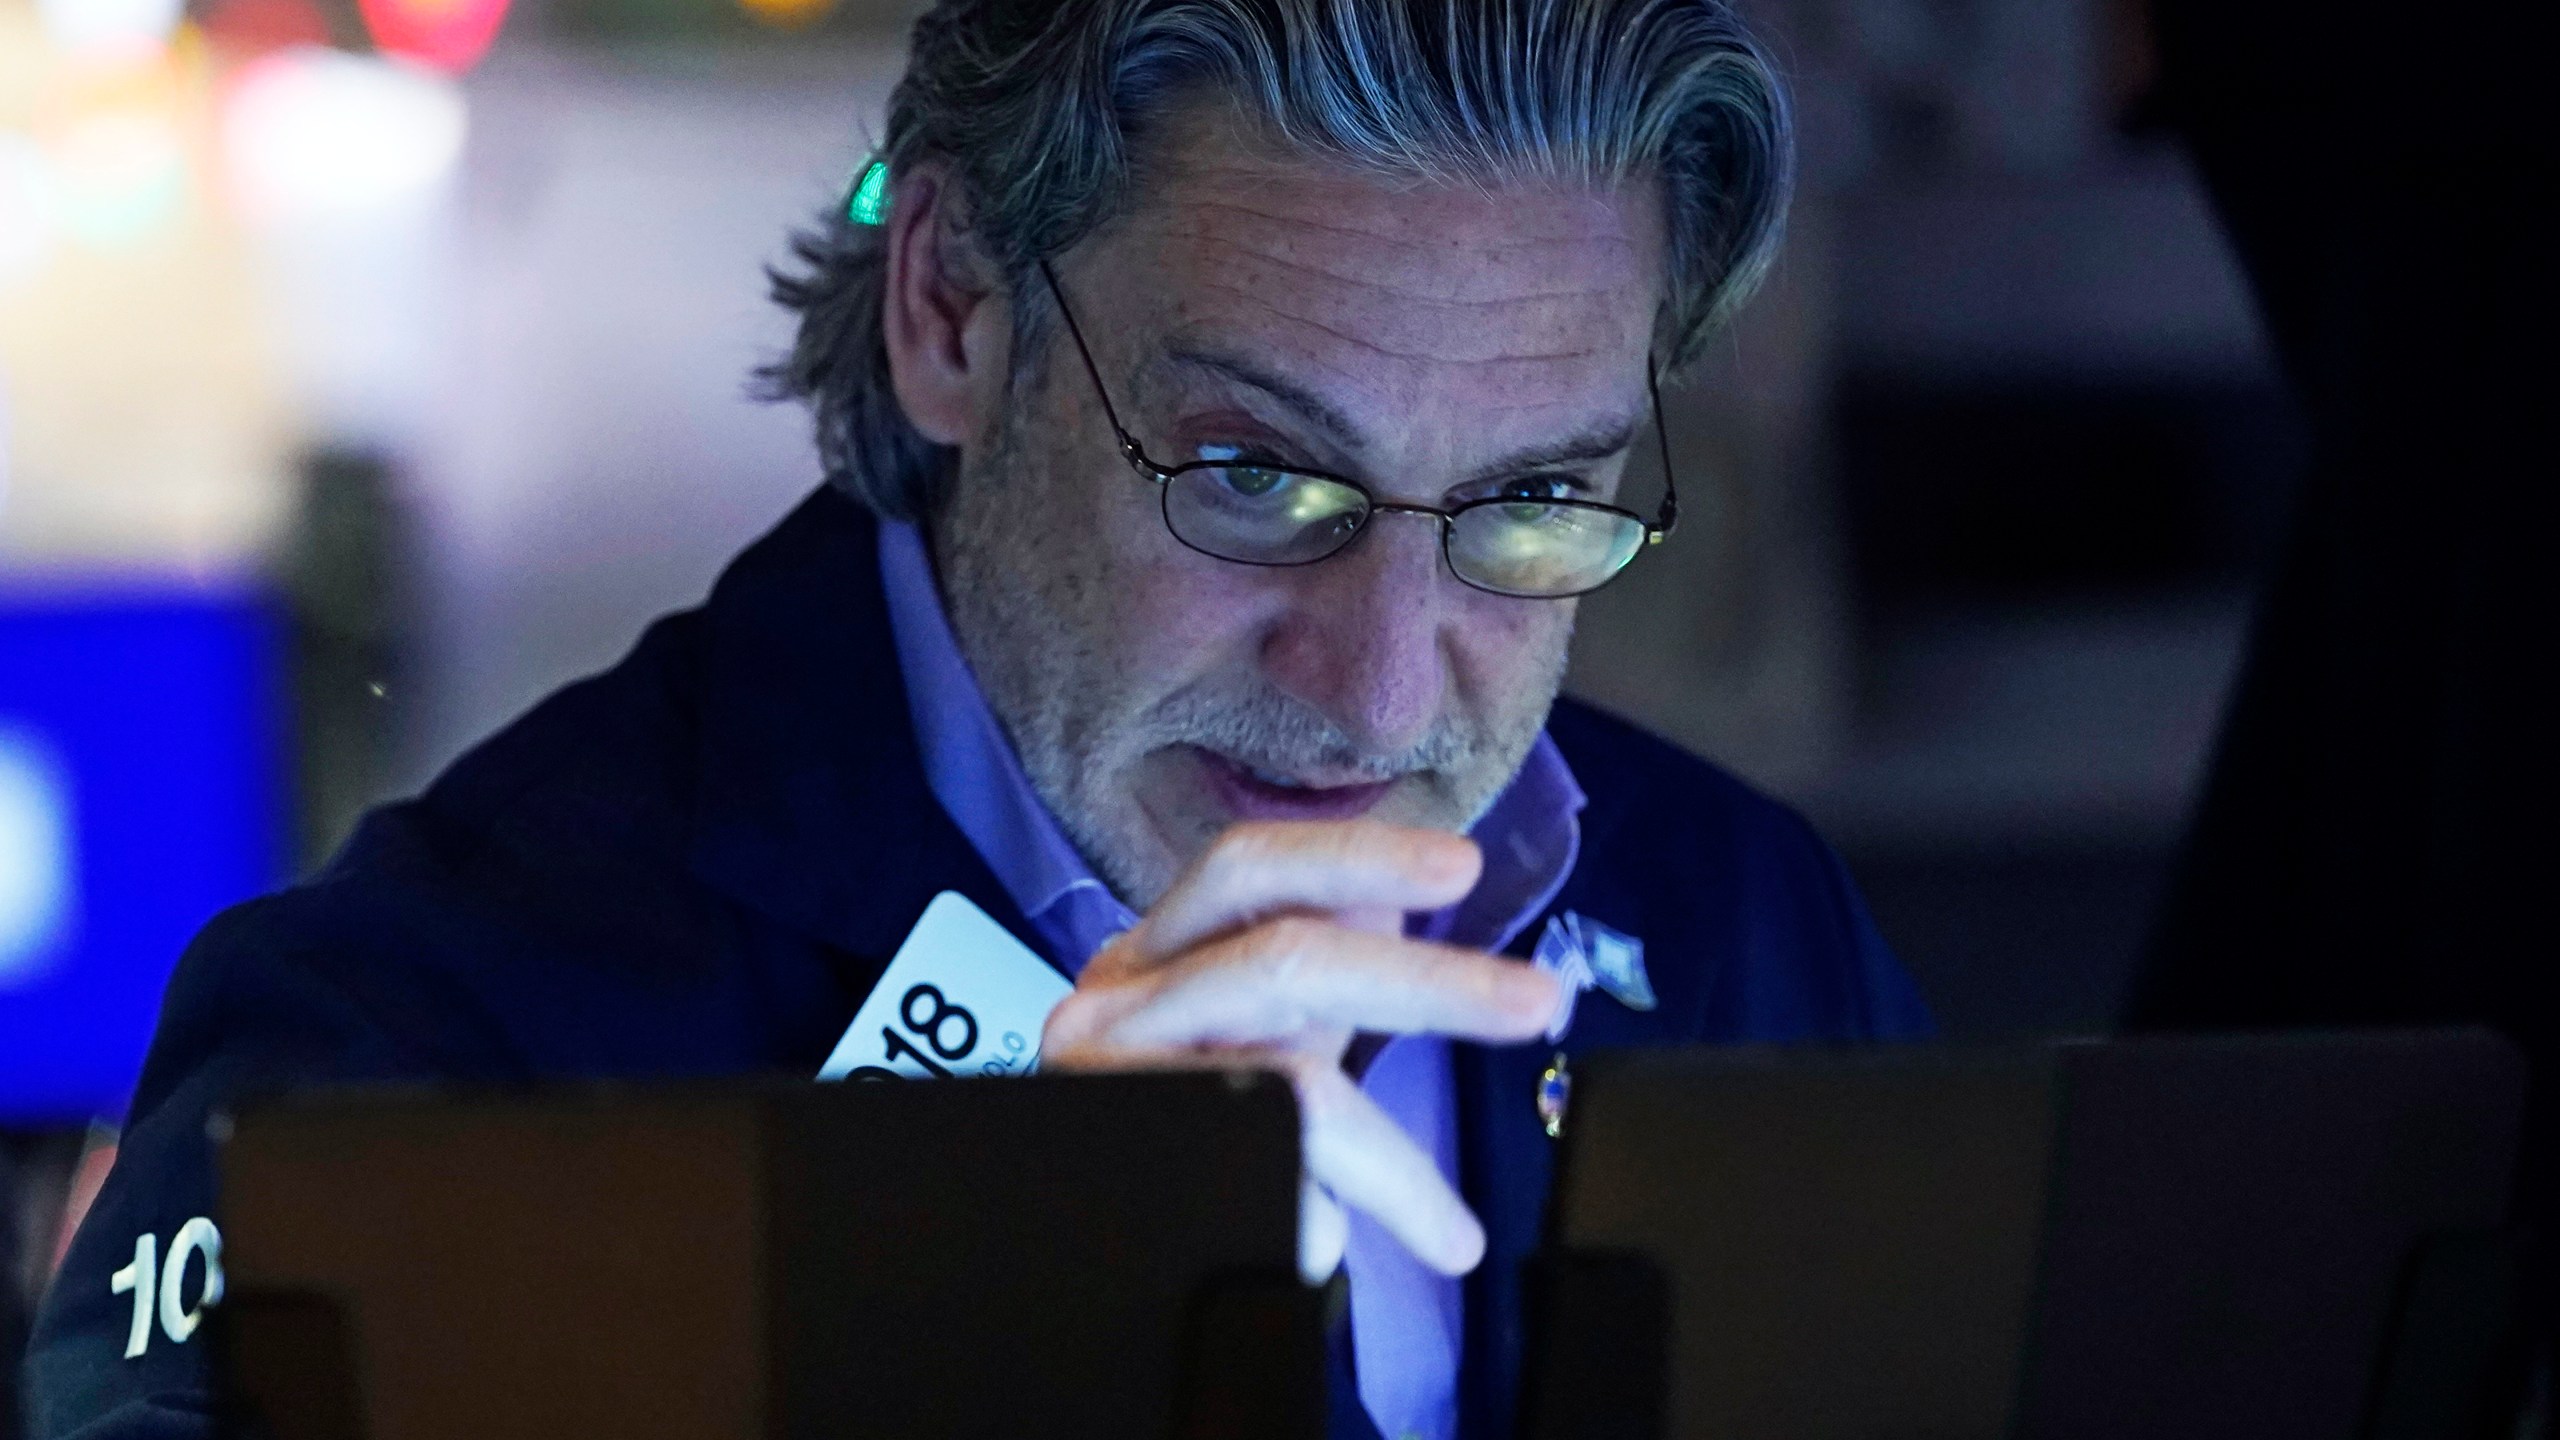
[1437, 1216, 1488, 1275]
[1513, 965, 1567, 1018]
[1422, 833, 1483, 887]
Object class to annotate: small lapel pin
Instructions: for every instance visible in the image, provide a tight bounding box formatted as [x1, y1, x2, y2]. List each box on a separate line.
[1535, 1051, 1571, 1139]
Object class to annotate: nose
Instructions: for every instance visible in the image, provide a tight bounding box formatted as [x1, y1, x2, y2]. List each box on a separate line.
[1258, 512, 1452, 757]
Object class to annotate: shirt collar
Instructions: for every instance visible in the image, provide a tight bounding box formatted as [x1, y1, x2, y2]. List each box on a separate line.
[1437, 734, 1586, 955]
[878, 518, 1135, 970]
[876, 517, 1586, 970]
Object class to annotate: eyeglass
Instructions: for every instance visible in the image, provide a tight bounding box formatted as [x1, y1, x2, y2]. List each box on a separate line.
[1037, 260, 1679, 600]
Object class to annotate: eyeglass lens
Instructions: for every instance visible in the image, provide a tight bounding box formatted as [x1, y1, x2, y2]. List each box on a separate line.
[1160, 462, 1649, 598]
[1163, 461, 1367, 565]
[1446, 499, 1648, 598]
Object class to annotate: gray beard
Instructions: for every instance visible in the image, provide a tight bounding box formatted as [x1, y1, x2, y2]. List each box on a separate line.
[932, 402, 1564, 909]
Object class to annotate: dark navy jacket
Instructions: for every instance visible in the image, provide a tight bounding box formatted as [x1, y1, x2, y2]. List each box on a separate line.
[24, 486, 1929, 1440]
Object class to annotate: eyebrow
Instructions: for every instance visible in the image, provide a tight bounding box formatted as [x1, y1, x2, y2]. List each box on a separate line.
[1460, 418, 1643, 486]
[1155, 343, 1365, 454]
[1150, 341, 1645, 485]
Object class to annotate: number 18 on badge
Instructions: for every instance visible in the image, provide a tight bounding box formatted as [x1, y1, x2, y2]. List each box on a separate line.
[817, 892, 1075, 1082]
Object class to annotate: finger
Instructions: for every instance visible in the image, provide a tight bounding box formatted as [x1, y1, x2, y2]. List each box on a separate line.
[1043, 987, 1355, 1071]
[1021, 1049, 1483, 1277]
[1331, 904, 1405, 939]
[1043, 968, 1368, 1062]
[1298, 1064, 1485, 1275]
[1097, 920, 1559, 1051]
[1035, 1033, 1346, 1088]
[1299, 1176, 1348, 1284]
[1135, 822, 1482, 962]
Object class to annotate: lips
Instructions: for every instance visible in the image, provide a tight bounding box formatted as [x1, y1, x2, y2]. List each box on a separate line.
[1194, 747, 1401, 822]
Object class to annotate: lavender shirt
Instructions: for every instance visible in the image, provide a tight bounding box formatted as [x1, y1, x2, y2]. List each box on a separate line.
[877, 520, 1584, 1440]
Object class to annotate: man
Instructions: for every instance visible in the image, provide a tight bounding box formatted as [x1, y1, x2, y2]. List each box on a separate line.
[25, 3, 1927, 1438]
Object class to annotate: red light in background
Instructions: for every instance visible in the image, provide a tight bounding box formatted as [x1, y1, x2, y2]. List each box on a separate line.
[355, 0, 508, 74]
[200, 0, 332, 62]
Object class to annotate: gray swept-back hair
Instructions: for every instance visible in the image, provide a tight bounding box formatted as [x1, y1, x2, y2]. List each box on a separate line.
[760, 0, 1793, 522]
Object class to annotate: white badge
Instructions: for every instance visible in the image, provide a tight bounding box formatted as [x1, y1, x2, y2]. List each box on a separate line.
[817, 891, 1076, 1082]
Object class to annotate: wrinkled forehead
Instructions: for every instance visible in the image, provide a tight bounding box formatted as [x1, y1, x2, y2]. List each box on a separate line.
[1079, 118, 1667, 427]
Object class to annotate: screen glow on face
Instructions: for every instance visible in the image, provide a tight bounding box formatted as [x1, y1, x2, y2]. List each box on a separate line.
[1038, 250, 1675, 600]
[1164, 442, 1647, 597]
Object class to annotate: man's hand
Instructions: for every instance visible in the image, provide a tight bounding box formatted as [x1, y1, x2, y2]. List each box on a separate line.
[1040, 821, 1561, 1282]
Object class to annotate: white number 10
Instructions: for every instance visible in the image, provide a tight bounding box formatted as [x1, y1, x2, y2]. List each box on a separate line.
[109, 1218, 225, 1359]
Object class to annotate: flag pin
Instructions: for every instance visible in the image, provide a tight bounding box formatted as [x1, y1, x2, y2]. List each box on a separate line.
[1531, 911, 1653, 1043]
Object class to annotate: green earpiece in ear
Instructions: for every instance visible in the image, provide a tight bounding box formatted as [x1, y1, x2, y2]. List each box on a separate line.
[847, 160, 890, 225]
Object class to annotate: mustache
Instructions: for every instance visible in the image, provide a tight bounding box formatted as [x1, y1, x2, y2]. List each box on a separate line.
[1132, 680, 1482, 782]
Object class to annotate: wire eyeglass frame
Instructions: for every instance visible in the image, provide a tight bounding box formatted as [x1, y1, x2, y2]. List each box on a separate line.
[1036, 259, 1680, 600]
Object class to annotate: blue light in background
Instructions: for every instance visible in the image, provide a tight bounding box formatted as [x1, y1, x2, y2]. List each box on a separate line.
[0, 724, 78, 988]
[0, 589, 285, 1125]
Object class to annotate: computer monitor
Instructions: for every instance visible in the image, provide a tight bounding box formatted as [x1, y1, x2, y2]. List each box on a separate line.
[216, 1073, 1315, 1440]
[1548, 1030, 2525, 1440]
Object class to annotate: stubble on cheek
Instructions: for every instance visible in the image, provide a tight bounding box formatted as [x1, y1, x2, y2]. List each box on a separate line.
[933, 411, 1188, 901]
[1452, 603, 1577, 821]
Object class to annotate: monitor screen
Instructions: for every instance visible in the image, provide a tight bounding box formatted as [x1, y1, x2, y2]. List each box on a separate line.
[1, 589, 284, 1126]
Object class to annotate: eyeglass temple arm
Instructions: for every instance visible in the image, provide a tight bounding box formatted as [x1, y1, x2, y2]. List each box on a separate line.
[1646, 359, 1679, 541]
[1038, 259, 1151, 468]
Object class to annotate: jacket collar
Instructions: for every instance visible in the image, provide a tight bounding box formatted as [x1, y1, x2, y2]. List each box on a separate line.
[684, 485, 1029, 962]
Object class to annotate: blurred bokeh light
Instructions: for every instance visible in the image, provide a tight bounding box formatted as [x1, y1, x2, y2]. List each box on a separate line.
[34, 0, 182, 58]
[0, 130, 55, 288]
[43, 48, 190, 247]
[220, 44, 464, 225]
[736, 0, 839, 32]
[0, 725, 74, 994]
[355, 0, 507, 73]
[0, 593, 284, 1123]
[198, 0, 331, 58]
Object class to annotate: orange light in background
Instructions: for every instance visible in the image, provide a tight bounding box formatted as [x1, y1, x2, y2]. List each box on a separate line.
[355, 0, 508, 74]
[735, 0, 840, 30]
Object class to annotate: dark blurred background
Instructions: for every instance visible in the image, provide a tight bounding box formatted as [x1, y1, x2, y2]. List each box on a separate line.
[4, 0, 2317, 1404]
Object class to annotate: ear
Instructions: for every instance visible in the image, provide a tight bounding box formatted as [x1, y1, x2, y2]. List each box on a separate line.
[882, 162, 1004, 448]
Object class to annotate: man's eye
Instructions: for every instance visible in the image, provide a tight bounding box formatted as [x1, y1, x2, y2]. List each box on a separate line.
[1496, 475, 1582, 503]
[1218, 465, 1290, 499]
[1195, 444, 1296, 500]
